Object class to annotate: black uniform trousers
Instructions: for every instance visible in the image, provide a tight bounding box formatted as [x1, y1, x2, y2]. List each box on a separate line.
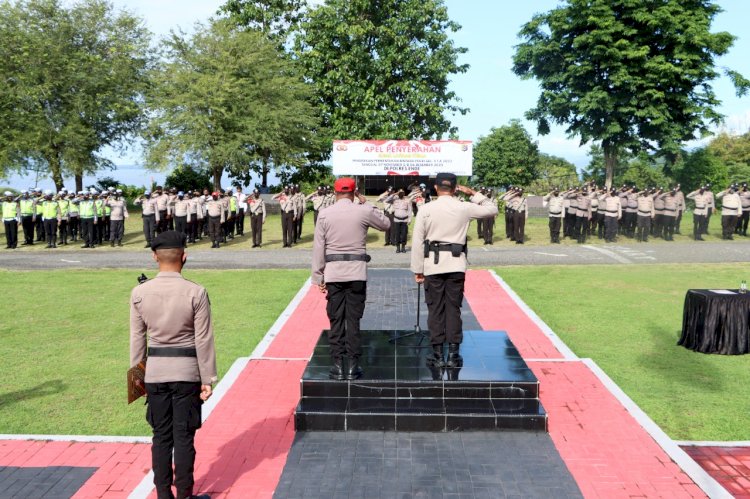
[722, 215, 738, 239]
[512, 211, 525, 243]
[68, 216, 79, 240]
[58, 219, 68, 244]
[143, 214, 157, 244]
[175, 215, 188, 236]
[236, 208, 245, 235]
[188, 214, 198, 243]
[250, 214, 263, 246]
[596, 212, 605, 239]
[21, 215, 34, 244]
[575, 215, 588, 243]
[4, 220, 18, 248]
[110, 220, 124, 243]
[548, 216, 561, 243]
[35, 215, 45, 241]
[604, 215, 618, 242]
[705, 208, 713, 234]
[313, 210, 320, 226]
[393, 220, 408, 245]
[383, 212, 394, 244]
[482, 217, 494, 244]
[208, 216, 222, 244]
[227, 211, 236, 238]
[563, 211, 576, 238]
[281, 210, 294, 246]
[102, 215, 111, 241]
[44, 219, 58, 246]
[675, 210, 683, 233]
[652, 213, 664, 238]
[636, 215, 651, 242]
[693, 214, 707, 240]
[425, 272, 465, 345]
[505, 210, 514, 239]
[158, 210, 168, 233]
[80, 218, 95, 246]
[476, 218, 484, 238]
[326, 281, 367, 359]
[145, 381, 202, 499]
[294, 212, 303, 241]
[736, 210, 749, 235]
[663, 214, 676, 240]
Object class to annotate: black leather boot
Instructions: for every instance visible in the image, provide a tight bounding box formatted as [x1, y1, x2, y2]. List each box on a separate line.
[329, 358, 345, 380]
[346, 357, 362, 380]
[446, 343, 463, 368]
[426, 344, 445, 368]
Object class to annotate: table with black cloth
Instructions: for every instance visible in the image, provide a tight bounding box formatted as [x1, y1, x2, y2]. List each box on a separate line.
[679, 289, 750, 354]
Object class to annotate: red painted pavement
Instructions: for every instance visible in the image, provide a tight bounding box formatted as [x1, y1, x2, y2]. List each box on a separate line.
[683, 445, 750, 498]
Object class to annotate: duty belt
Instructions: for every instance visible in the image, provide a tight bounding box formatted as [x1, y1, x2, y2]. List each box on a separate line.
[549, 211, 562, 215]
[637, 210, 652, 215]
[148, 347, 197, 357]
[423, 240, 467, 264]
[394, 216, 409, 221]
[325, 253, 371, 263]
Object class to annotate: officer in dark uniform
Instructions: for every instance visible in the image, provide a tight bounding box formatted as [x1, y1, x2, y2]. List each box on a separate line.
[130, 231, 217, 499]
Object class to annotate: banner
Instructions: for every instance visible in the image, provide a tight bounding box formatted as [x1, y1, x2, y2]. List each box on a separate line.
[331, 140, 472, 176]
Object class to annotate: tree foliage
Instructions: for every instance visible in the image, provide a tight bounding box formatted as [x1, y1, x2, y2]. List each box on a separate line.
[529, 153, 579, 193]
[0, 0, 152, 191]
[472, 120, 539, 188]
[220, 0, 305, 42]
[513, 0, 749, 188]
[165, 165, 212, 192]
[144, 19, 322, 189]
[294, 0, 468, 140]
[708, 131, 750, 168]
[672, 147, 728, 192]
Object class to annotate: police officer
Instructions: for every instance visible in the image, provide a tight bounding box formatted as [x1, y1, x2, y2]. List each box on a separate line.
[41, 190, 62, 248]
[187, 192, 203, 244]
[130, 230, 216, 499]
[206, 191, 225, 248]
[173, 191, 190, 236]
[273, 186, 297, 248]
[311, 177, 390, 380]
[153, 186, 169, 234]
[78, 191, 98, 248]
[376, 186, 395, 245]
[389, 189, 412, 253]
[705, 184, 715, 234]
[602, 188, 622, 242]
[57, 190, 71, 245]
[135, 191, 160, 248]
[481, 189, 497, 245]
[635, 189, 654, 242]
[247, 188, 266, 248]
[68, 192, 80, 242]
[511, 188, 528, 244]
[18, 190, 36, 245]
[575, 187, 592, 244]
[293, 184, 305, 242]
[307, 185, 327, 226]
[410, 174, 497, 371]
[717, 184, 742, 240]
[737, 183, 750, 236]
[106, 189, 129, 246]
[2, 191, 20, 249]
[234, 186, 247, 236]
[687, 186, 710, 240]
[543, 187, 565, 243]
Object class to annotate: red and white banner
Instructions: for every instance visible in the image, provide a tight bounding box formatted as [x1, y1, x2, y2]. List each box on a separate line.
[331, 140, 472, 176]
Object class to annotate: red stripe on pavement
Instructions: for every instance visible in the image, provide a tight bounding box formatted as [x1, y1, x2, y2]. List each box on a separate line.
[683, 446, 750, 498]
[263, 284, 328, 359]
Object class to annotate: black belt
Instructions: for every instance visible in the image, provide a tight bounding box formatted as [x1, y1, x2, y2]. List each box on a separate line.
[394, 216, 408, 221]
[148, 347, 197, 357]
[605, 210, 618, 213]
[142, 213, 155, 217]
[424, 240, 467, 264]
[549, 211, 562, 215]
[638, 211, 651, 215]
[664, 208, 676, 212]
[325, 253, 371, 263]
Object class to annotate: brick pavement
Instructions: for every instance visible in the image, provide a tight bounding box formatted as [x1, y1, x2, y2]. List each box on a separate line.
[683, 446, 750, 498]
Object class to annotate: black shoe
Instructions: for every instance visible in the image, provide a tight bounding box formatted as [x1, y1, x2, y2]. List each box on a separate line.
[144, 243, 151, 248]
[117, 241, 123, 246]
[516, 241, 523, 244]
[329, 358, 345, 380]
[111, 241, 115, 247]
[52, 244, 57, 248]
[345, 358, 363, 380]
[426, 344, 445, 368]
[446, 343, 463, 368]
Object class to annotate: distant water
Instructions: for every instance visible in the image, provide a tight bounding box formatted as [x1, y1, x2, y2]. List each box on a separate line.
[1, 164, 274, 191]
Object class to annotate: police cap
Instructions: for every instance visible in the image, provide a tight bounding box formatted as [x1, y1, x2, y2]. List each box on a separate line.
[435, 172, 457, 189]
[151, 230, 186, 251]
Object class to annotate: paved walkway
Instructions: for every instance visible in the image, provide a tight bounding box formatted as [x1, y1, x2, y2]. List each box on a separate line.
[0, 269, 744, 498]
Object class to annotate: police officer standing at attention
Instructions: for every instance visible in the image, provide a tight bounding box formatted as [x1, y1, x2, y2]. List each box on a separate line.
[106, 189, 129, 247]
[135, 191, 160, 248]
[18, 190, 37, 246]
[411, 174, 497, 370]
[2, 191, 20, 249]
[311, 177, 390, 380]
[273, 186, 297, 248]
[130, 230, 216, 499]
[543, 187, 564, 243]
[247, 188, 266, 248]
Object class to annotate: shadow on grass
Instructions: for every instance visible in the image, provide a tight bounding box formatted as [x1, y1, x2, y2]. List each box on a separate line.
[0, 379, 66, 408]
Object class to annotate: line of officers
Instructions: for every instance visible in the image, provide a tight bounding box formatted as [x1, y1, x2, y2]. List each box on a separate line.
[541, 182, 750, 243]
[2, 187, 129, 249]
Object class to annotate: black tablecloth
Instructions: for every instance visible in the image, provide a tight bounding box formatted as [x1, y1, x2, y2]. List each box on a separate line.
[679, 289, 750, 354]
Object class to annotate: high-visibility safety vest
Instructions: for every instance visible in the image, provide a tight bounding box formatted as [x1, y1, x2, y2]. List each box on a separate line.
[35, 198, 44, 215]
[57, 199, 70, 216]
[42, 201, 59, 219]
[79, 200, 95, 218]
[94, 199, 104, 216]
[19, 199, 35, 216]
[104, 203, 111, 216]
[230, 196, 237, 211]
[2, 201, 17, 220]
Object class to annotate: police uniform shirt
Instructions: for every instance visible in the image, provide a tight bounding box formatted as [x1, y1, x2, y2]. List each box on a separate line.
[136, 197, 160, 221]
[626, 193, 638, 213]
[637, 195, 654, 217]
[106, 199, 129, 221]
[247, 196, 266, 220]
[675, 191, 686, 211]
[173, 199, 190, 217]
[377, 192, 395, 213]
[603, 195, 622, 218]
[205, 199, 226, 222]
[390, 197, 412, 222]
[130, 272, 217, 385]
[662, 194, 678, 214]
[274, 192, 297, 216]
[410, 193, 498, 277]
[543, 194, 565, 217]
[740, 190, 750, 210]
[311, 199, 390, 285]
[718, 190, 742, 216]
[687, 190, 710, 216]
[653, 193, 665, 212]
[154, 193, 169, 212]
[575, 194, 592, 218]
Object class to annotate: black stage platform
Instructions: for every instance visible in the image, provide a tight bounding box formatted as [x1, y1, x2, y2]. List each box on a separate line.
[295, 330, 547, 432]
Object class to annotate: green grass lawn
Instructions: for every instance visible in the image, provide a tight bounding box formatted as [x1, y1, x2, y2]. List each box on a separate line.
[497, 263, 750, 441]
[0, 206, 740, 252]
[0, 269, 308, 436]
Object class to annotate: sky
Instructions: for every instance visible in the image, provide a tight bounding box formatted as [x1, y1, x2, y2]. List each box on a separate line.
[7, 0, 750, 189]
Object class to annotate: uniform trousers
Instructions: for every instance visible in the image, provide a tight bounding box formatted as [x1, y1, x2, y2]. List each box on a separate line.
[624, 212, 637, 237]
[663, 214, 676, 240]
[604, 215, 618, 242]
[693, 214, 707, 239]
[4, 220, 18, 248]
[575, 215, 589, 243]
[80, 218, 95, 246]
[250, 214, 263, 246]
[652, 213, 664, 238]
[705, 208, 713, 234]
[482, 217, 494, 244]
[636, 215, 651, 242]
[675, 210, 683, 233]
[393, 220, 408, 245]
[188, 214, 198, 243]
[110, 220, 124, 242]
[736, 210, 749, 235]
[313, 210, 320, 226]
[476, 218, 484, 238]
[102, 215, 111, 240]
[425, 272, 465, 345]
[44, 219, 58, 246]
[548, 216, 561, 243]
[68, 216, 79, 240]
[35, 215, 45, 241]
[512, 211, 525, 243]
[281, 211, 295, 246]
[157, 210, 168, 233]
[722, 215, 738, 239]
[58, 219, 68, 244]
[326, 281, 366, 359]
[145, 382, 202, 499]
[383, 212, 394, 244]
[142, 214, 157, 244]
[236, 208, 245, 235]
[563, 211, 576, 238]
[21, 216, 34, 244]
[227, 211, 236, 237]
[294, 212, 303, 241]
[174, 215, 187, 235]
[208, 216, 222, 243]
[596, 212, 605, 239]
[504, 210, 514, 238]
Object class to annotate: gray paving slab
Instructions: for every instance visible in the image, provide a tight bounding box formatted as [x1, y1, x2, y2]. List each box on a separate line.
[0, 466, 97, 499]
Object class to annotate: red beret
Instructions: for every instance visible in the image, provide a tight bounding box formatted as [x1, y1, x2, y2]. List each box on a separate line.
[334, 177, 356, 193]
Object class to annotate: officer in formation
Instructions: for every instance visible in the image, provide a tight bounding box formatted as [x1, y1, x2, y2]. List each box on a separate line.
[234, 186, 247, 236]
[376, 186, 395, 246]
[2, 191, 20, 249]
[542, 188, 565, 243]
[686, 186, 711, 240]
[130, 230, 216, 499]
[474, 187, 497, 244]
[105, 189, 129, 246]
[273, 186, 298, 248]
[292, 185, 306, 241]
[135, 191, 160, 247]
[716, 184, 743, 240]
[306, 185, 327, 226]
[205, 191, 226, 248]
[385, 188, 412, 253]
[311, 177, 390, 380]
[501, 187, 527, 244]
[737, 183, 750, 236]
[247, 188, 266, 247]
[410, 173, 497, 375]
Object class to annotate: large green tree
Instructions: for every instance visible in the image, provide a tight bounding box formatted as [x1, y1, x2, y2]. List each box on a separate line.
[0, 0, 152, 191]
[220, 0, 305, 42]
[472, 120, 539, 188]
[294, 0, 468, 140]
[513, 0, 749, 189]
[529, 153, 579, 193]
[673, 147, 728, 192]
[144, 19, 321, 189]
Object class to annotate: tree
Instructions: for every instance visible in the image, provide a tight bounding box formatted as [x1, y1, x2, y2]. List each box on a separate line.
[165, 165, 212, 192]
[472, 120, 539, 188]
[708, 131, 750, 167]
[582, 144, 632, 185]
[513, 0, 749, 189]
[294, 0, 468, 140]
[0, 0, 152, 191]
[672, 147, 728, 192]
[220, 0, 305, 42]
[144, 19, 321, 189]
[618, 155, 672, 189]
[529, 153, 579, 193]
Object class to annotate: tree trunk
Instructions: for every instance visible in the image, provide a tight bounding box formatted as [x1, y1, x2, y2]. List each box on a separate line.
[261, 157, 269, 187]
[603, 142, 617, 189]
[75, 173, 83, 193]
[48, 152, 64, 191]
[212, 165, 222, 191]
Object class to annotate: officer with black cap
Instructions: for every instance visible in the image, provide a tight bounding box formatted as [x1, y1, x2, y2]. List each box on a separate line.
[410, 173, 497, 370]
[130, 230, 216, 499]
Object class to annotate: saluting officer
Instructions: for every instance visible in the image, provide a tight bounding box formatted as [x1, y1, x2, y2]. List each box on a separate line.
[602, 188, 622, 242]
[205, 191, 225, 248]
[18, 190, 37, 246]
[687, 186, 710, 241]
[78, 191, 98, 248]
[717, 184, 742, 240]
[307, 185, 327, 226]
[543, 187, 565, 243]
[41, 190, 62, 248]
[247, 189, 266, 248]
[635, 189, 654, 242]
[311, 177, 390, 380]
[273, 186, 298, 248]
[130, 230, 216, 499]
[135, 191, 160, 248]
[411, 174, 497, 371]
[293, 184, 305, 242]
[2, 191, 20, 249]
[106, 189, 129, 247]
